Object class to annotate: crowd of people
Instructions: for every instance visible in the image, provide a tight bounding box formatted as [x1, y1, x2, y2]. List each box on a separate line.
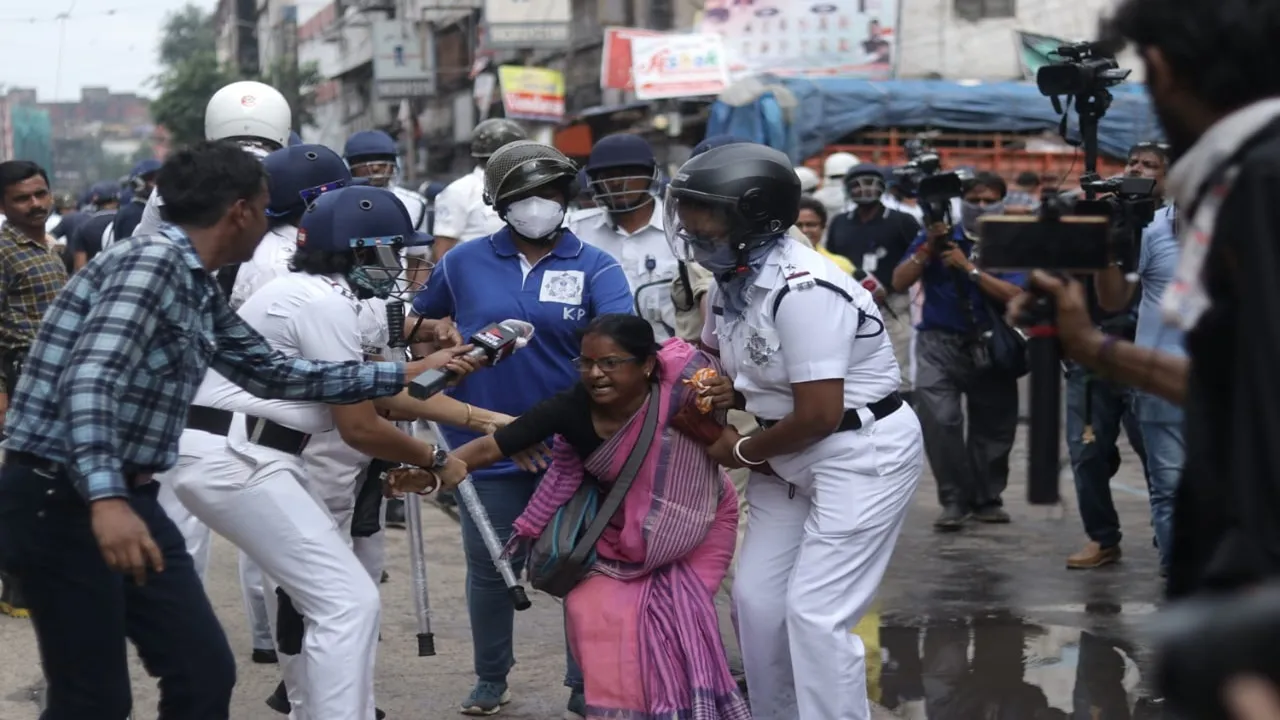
[4, 0, 1280, 715]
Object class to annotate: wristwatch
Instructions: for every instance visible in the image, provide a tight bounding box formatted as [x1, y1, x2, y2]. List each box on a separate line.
[968, 266, 982, 281]
[427, 446, 449, 469]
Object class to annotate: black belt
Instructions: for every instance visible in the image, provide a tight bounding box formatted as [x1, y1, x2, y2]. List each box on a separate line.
[186, 405, 233, 436]
[243, 415, 311, 455]
[757, 392, 903, 432]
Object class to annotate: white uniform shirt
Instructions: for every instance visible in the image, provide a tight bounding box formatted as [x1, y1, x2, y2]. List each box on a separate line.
[701, 236, 899, 424]
[569, 199, 678, 340]
[390, 185, 434, 259]
[231, 225, 298, 309]
[197, 274, 371, 438]
[433, 167, 502, 242]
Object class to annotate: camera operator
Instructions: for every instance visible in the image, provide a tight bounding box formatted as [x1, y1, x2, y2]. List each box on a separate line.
[1015, 0, 1280, 599]
[892, 172, 1027, 531]
[1088, 142, 1183, 577]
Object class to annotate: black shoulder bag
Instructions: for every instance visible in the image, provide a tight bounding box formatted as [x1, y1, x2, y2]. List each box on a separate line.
[527, 383, 661, 598]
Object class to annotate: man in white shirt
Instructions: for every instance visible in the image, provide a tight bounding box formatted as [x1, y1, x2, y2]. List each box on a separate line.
[570, 133, 678, 340]
[431, 118, 528, 260]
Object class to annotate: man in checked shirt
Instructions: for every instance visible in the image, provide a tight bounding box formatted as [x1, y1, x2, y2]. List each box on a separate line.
[0, 160, 67, 619]
[0, 141, 478, 720]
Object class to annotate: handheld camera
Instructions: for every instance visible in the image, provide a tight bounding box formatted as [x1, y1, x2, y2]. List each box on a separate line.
[891, 136, 970, 228]
[974, 40, 1153, 507]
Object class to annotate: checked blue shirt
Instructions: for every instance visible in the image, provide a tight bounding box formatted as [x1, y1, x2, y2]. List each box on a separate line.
[2, 224, 407, 502]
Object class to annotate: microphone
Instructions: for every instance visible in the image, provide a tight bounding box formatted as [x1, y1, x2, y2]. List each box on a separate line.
[407, 319, 536, 400]
[852, 268, 885, 297]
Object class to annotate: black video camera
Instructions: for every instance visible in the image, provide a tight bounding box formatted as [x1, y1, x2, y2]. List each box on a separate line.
[891, 138, 968, 227]
[1035, 41, 1131, 98]
[976, 41, 1150, 273]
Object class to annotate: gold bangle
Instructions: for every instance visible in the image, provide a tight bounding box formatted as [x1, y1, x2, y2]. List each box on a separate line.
[464, 403, 473, 427]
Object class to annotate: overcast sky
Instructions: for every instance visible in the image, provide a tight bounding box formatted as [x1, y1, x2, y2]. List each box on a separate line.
[0, 0, 219, 102]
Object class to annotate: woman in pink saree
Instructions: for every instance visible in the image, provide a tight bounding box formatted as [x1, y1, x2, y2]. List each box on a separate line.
[449, 313, 751, 720]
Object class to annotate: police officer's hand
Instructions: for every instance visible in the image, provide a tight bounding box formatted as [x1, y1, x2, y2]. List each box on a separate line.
[91, 498, 165, 586]
[433, 319, 463, 348]
[1007, 271, 1102, 364]
[382, 466, 440, 496]
[404, 344, 478, 381]
[698, 374, 737, 411]
[707, 427, 742, 468]
[435, 454, 468, 490]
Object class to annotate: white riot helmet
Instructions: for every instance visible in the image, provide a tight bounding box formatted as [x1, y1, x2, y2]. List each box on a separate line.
[794, 166, 820, 194]
[822, 152, 860, 184]
[205, 81, 292, 150]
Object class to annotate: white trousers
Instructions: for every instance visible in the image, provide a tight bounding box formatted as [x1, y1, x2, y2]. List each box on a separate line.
[734, 406, 924, 720]
[155, 462, 213, 583]
[174, 447, 380, 720]
[238, 550, 274, 650]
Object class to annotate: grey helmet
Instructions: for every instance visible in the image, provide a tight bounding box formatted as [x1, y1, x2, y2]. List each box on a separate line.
[483, 140, 579, 209]
[471, 119, 529, 160]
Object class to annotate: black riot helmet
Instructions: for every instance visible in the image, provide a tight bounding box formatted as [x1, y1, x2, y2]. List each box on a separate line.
[664, 143, 801, 271]
[471, 119, 529, 162]
[483, 140, 579, 210]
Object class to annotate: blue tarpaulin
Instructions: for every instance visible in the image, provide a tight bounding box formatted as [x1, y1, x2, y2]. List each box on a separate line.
[707, 78, 1163, 163]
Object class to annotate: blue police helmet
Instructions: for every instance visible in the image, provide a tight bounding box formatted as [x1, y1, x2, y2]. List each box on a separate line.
[691, 134, 751, 158]
[131, 159, 162, 178]
[297, 185, 430, 299]
[288, 131, 303, 147]
[585, 133, 656, 174]
[263, 144, 353, 218]
[343, 130, 398, 161]
[298, 185, 431, 253]
[91, 181, 121, 204]
[583, 134, 659, 211]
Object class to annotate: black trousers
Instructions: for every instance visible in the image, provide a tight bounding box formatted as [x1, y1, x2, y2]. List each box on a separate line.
[0, 461, 236, 719]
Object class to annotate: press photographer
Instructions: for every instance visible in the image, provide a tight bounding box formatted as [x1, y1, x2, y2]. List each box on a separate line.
[892, 172, 1027, 532]
[1005, 0, 1280, 601]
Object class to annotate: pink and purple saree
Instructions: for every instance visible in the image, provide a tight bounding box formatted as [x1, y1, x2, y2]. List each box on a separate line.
[509, 338, 750, 720]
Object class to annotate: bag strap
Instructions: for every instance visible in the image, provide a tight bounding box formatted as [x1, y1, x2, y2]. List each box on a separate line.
[771, 279, 885, 339]
[566, 382, 662, 565]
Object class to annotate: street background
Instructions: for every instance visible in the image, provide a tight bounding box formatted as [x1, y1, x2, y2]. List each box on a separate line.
[0, 418, 1160, 718]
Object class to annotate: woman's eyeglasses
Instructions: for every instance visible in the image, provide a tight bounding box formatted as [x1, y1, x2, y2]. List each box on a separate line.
[573, 356, 639, 373]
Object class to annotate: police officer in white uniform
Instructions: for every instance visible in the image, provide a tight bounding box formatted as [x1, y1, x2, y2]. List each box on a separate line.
[133, 80, 292, 238]
[813, 151, 859, 217]
[173, 185, 478, 720]
[668, 144, 925, 720]
[570, 133, 678, 340]
[431, 118, 528, 260]
[343, 129, 433, 289]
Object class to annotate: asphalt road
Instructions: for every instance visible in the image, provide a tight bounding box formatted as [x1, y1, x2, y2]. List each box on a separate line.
[0, 417, 1161, 719]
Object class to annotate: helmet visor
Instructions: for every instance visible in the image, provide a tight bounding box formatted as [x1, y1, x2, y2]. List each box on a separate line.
[589, 167, 659, 212]
[349, 237, 424, 301]
[663, 187, 736, 261]
[349, 159, 398, 187]
[845, 174, 886, 204]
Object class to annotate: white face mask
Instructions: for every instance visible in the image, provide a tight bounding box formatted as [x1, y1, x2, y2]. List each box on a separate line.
[505, 196, 566, 243]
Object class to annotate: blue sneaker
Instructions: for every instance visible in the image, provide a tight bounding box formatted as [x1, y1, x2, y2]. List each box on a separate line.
[563, 690, 586, 720]
[460, 681, 512, 716]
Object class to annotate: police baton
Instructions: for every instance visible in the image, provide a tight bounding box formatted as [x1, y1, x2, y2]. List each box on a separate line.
[427, 420, 532, 611]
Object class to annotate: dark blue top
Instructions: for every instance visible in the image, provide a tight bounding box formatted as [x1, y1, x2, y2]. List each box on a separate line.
[901, 227, 1028, 334]
[412, 227, 634, 479]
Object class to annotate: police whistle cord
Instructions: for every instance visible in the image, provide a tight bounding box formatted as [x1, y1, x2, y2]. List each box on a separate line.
[427, 421, 532, 611]
[403, 492, 436, 656]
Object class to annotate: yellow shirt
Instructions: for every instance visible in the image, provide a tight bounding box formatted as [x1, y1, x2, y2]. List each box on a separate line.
[817, 245, 856, 275]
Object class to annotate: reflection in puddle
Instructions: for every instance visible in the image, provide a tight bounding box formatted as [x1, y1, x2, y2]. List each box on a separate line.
[862, 613, 1163, 719]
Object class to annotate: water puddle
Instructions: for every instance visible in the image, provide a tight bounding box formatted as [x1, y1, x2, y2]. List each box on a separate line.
[862, 612, 1163, 718]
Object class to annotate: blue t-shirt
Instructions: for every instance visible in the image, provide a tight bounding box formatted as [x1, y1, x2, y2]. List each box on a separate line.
[1134, 204, 1185, 424]
[900, 227, 1028, 334]
[412, 227, 635, 479]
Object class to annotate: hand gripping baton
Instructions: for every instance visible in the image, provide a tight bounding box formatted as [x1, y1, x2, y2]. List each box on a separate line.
[403, 492, 436, 656]
[428, 420, 532, 611]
